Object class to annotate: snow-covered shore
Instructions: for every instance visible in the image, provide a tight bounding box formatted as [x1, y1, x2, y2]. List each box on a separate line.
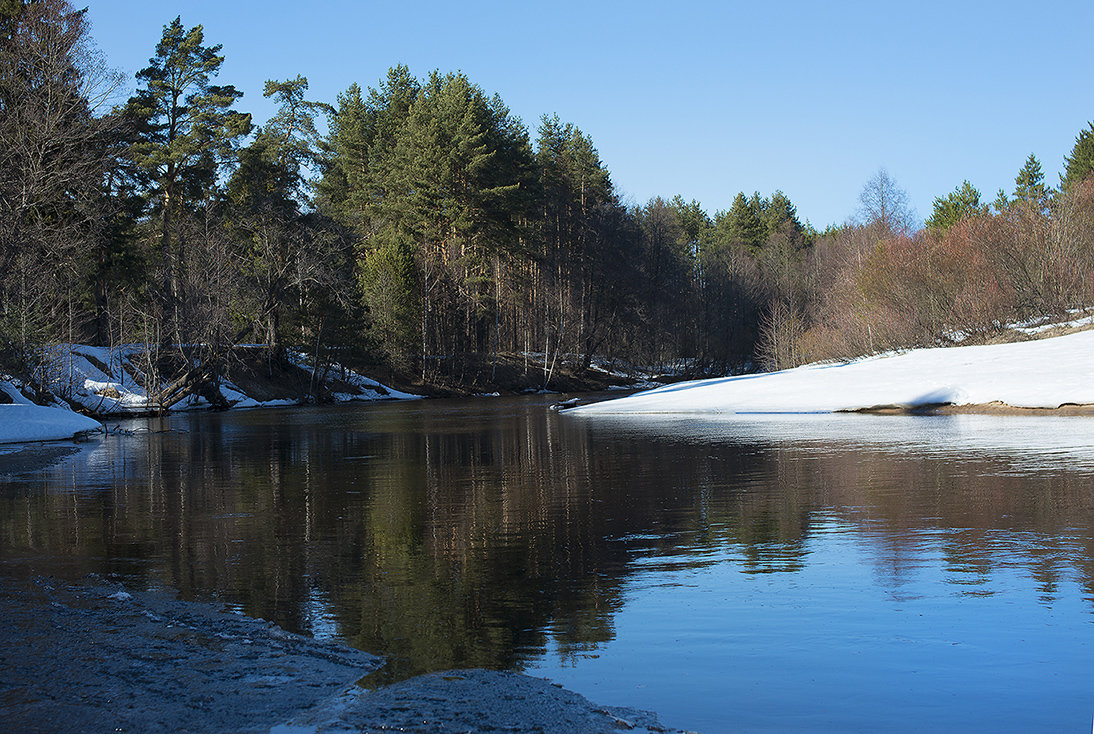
[569, 329, 1094, 416]
[0, 404, 103, 443]
[0, 343, 419, 444]
[35, 344, 418, 416]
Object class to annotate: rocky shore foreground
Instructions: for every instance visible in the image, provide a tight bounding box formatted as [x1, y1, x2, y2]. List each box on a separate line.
[0, 574, 686, 733]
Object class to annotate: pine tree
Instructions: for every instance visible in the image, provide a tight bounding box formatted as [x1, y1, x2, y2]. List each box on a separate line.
[126, 16, 250, 342]
[1061, 122, 1094, 191]
[671, 196, 711, 260]
[322, 68, 536, 372]
[316, 84, 366, 225]
[534, 114, 624, 375]
[726, 192, 766, 251]
[318, 70, 424, 367]
[763, 191, 805, 244]
[1012, 153, 1050, 212]
[259, 76, 331, 197]
[925, 180, 986, 234]
[318, 68, 421, 232]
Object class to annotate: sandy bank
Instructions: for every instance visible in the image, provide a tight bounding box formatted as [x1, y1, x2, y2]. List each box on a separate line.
[0, 575, 686, 733]
[846, 401, 1094, 416]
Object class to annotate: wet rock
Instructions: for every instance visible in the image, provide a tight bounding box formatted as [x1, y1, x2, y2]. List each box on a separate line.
[0, 575, 380, 733]
[1, 575, 690, 733]
[279, 668, 687, 734]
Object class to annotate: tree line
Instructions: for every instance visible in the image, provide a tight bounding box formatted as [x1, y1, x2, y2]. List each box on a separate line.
[3, 1, 1094, 396]
[758, 153, 1094, 370]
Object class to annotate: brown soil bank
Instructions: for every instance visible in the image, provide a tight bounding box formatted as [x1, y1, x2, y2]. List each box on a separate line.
[933, 401, 1094, 416]
[846, 401, 1094, 416]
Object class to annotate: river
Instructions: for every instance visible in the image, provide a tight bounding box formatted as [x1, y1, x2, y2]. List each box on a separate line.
[2, 395, 1092, 732]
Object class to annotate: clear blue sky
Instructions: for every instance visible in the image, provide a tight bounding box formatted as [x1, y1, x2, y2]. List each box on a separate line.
[84, 0, 1094, 228]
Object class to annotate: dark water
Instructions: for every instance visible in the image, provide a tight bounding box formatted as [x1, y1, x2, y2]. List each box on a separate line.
[2, 396, 1093, 732]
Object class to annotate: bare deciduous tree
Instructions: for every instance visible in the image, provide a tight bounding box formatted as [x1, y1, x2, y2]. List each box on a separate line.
[0, 0, 123, 368]
[855, 168, 917, 238]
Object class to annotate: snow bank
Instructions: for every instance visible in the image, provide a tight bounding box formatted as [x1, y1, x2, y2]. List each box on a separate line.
[1012, 310, 1094, 335]
[0, 403, 102, 444]
[570, 329, 1094, 415]
[0, 378, 34, 405]
[28, 344, 419, 416]
[287, 351, 420, 402]
[38, 344, 154, 414]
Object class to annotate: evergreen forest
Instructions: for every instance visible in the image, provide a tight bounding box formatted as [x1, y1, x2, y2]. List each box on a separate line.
[4, 2, 1094, 399]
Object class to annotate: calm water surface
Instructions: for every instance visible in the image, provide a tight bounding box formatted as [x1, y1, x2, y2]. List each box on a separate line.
[2, 395, 1093, 732]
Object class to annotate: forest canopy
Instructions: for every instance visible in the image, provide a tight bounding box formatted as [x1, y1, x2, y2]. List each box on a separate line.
[3, 2, 1094, 397]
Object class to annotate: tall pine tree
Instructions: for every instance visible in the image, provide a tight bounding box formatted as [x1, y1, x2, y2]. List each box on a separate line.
[1012, 153, 1051, 213]
[126, 16, 250, 343]
[725, 192, 766, 251]
[1061, 122, 1094, 192]
[925, 180, 986, 235]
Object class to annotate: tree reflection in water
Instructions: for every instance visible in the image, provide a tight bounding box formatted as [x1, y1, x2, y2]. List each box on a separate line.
[2, 400, 1093, 687]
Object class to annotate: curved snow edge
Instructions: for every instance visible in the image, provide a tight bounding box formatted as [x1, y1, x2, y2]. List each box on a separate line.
[0, 403, 104, 444]
[568, 329, 1094, 416]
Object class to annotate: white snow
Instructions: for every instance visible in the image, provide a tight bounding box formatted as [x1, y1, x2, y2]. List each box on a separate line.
[38, 344, 153, 414]
[0, 403, 103, 444]
[570, 329, 1094, 415]
[1012, 312, 1094, 335]
[0, 378, 34, 405]
[0, 341, 420, 443]
[24, 344, 418, 416]
[287, 351, 420, 402]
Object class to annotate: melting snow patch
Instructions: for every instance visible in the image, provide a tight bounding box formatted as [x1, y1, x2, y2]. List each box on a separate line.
[0, 404, 103, 444]
[570, 329, 1094, 415]
[1013, 312, 1094, 335]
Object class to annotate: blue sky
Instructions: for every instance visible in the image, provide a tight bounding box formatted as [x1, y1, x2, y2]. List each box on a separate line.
[84, 1, 1094, 228]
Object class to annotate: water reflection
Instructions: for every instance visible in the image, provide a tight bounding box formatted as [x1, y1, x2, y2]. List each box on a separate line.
[1, 398, 1093, 725]
[570, 410, 1094, 472]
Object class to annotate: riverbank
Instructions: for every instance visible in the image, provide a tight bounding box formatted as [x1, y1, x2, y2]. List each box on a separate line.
[6, 345, 658, 417]
[0, 344, 679, 442]
[0, 574, 685, 733]
[568, 327, 1094, 416]
[846, 401, 1094, 416]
